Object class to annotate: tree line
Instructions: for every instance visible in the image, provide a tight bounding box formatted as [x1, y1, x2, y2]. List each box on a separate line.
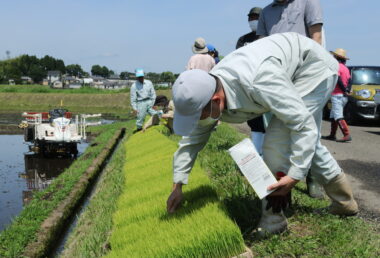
[0, 54, 177, 85]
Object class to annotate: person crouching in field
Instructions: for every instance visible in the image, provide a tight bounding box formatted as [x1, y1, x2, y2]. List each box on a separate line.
[143, 95, 175, 133]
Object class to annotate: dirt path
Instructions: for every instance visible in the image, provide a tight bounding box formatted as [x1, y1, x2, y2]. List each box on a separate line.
[230, 120, 380, 223]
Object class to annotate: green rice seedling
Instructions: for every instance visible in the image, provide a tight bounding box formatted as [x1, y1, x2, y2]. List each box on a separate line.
[107, 129, 245, 257]
[61, 124, 134, 257]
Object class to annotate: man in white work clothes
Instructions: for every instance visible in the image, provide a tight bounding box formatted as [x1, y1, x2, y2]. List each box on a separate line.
[166, 33, 358, 235]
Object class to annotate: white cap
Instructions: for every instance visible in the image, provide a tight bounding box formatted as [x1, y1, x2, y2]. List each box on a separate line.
[172, 69, 216, 136]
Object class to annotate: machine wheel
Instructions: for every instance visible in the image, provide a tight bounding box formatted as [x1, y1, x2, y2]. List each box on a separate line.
[24, 128, 34, 142]
[70, 144, 79, 157]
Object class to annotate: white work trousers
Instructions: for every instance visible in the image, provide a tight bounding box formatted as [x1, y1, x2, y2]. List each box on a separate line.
[136, 100, 157, 128]
[263, 75, 342, 185]
[330, 94, 348, 120]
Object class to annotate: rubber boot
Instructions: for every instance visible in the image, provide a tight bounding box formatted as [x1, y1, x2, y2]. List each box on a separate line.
[251, 131, 264, 156]
[336, 119, 352, 142]
[306, 173, 325, 199]
[256, 199, 288, 237]
[322, 120, 338, 140]
[323, 173, 358, 216]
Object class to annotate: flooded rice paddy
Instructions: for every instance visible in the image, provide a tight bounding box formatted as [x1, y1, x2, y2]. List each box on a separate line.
[0, 134, 88, 231]
[0, 111, 94, 232]
[0, 112, 120, 231]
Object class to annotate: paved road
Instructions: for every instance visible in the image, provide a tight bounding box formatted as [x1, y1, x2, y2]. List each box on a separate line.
[232, 120, 380, 222]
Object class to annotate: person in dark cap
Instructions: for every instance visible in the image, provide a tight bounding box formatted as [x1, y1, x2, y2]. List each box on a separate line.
[236, 7, 267, 161]
[236, 7, 262, 49]
[257, 0, 326, 199]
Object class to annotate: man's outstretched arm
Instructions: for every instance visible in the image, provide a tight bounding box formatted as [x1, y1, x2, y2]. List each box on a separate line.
[167, 123, 215, 213]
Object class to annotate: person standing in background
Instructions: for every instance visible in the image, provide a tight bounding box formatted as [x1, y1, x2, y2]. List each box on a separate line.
[322, 49, 352, 142]
[257, 0, 323, 44]
[236, 7, 266, 157]
[206, 44, 220, 64]
[257, 0, 325, 199]
[130, 68, 157, 133]
[236, 7, 262, 49]
[187, 37, 215, 72]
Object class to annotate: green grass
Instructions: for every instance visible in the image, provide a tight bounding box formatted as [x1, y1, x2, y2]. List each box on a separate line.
[0, 122, 126, 258]
[0, 84, 129, 94]
[106, 127, 246, 257]
[0, 84, 172, 94]
[61, 121, 134, 257]
[194, 123, 380, 257]
[0, 89, 171, 115]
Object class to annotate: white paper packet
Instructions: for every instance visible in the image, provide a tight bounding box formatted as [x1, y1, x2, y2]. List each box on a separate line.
[228, 138, 277, 199]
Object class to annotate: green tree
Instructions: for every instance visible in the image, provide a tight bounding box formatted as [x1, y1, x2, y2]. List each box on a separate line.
[91, 65, 102, 77]
[40, 55, 65, 73]
[66, 64, 85, 77]
[16, 55, 45, 83]
[0, 54, 66, 84]
[101, 66, 110, 78]
[146, 72, 160, 83]
[160, 71, 175, 86]
[91, 65, 110, 78]
[0, 58, 22, 83]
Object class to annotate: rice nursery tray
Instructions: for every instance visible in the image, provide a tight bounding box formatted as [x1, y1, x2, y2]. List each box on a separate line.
[107, 128, 246, 257]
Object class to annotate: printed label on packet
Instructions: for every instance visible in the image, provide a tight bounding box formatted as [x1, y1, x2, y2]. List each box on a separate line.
[228, 138, 277, 199]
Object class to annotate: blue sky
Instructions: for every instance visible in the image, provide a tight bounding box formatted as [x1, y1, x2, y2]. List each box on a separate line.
[1, 0, 379, 74]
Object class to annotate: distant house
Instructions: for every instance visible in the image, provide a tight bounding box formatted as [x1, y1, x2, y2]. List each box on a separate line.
[62, 76, 82, 89]
[108, 74, 120, 80]
[83, 77, 94, 85]
[103, 80, 117, 89]
[51, 81, 63, 89]
[155, 82, 170, 88]
[21, 76, 33, 84]
[47, 71, 61, 84]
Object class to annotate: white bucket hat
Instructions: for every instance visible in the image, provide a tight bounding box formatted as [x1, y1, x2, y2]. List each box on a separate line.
[172, 69, 216, 136]
[192, 37, 209, 54]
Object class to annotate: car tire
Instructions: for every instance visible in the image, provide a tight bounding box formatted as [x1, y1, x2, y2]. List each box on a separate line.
[344, 102, 358, 125]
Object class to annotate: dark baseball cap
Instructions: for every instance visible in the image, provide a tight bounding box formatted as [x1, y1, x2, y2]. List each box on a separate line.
[248, 7, 262, 16]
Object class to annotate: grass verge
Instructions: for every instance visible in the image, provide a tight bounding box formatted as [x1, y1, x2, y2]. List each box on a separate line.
[0, 84, 129, 94]
[193, 123, 380, 257]
[106, 128, 245, 257]
[0, 122, 126, 257]
[61, 120, 134, 257]
[0, 89, 171, 114]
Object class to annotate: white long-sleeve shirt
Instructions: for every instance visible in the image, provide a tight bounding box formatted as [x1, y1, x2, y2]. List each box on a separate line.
[173, 32, 338, 184]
